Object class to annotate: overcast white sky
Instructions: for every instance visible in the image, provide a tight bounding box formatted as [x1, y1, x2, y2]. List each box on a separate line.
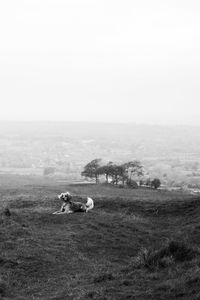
[0, 0, 200, 125]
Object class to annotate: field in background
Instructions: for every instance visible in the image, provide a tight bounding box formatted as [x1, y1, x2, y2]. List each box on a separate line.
[1, 121, 200, 187]
[0, 175, 200, 299]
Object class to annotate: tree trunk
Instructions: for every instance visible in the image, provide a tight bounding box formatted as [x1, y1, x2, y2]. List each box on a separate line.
[106, 174, 108, 183]
[95, 175, 99, 184]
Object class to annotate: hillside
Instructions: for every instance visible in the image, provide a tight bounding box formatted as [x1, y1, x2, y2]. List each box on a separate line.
[0, 175, 200, 299]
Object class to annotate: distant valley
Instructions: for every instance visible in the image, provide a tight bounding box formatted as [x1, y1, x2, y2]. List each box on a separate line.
[0, 121, 200, 188]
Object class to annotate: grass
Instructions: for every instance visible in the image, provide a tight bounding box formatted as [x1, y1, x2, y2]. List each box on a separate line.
[0, 175, 200, 299]
[131, 240, 200, 270]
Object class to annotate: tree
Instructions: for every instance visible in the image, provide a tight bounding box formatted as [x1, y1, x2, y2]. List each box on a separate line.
[96, 161, 113, 183]
[81, 159, 102, 183]
[106, 164, 127, 185]
[114, 165, 127, 185]
[123, 161, 144, 180]
[98, 160, 144, 186]
[107, 164, 119, 185]
[151, 178, 161, 189]
[145, 178, 151, 187]
[81, 159, 144, 186]
[139, 179, 144, 186]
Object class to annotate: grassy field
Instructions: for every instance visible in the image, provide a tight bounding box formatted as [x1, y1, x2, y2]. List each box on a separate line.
[0, 175, 200, 299]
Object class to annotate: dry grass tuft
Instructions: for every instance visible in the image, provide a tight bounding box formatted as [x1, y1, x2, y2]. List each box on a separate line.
[132, 240, 200, 270]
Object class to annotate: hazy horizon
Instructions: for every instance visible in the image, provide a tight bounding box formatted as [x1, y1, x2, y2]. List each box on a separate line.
[1, 1, 200, 125]
[0, 118, 200, 127]
[1, 120, 200, 131]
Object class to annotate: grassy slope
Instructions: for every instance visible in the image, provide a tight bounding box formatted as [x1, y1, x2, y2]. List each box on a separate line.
[0, 176, 200, 299]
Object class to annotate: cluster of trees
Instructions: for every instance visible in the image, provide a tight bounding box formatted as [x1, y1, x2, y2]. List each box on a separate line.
[81, 159, 143, 186]
[81, 159, 161, 189]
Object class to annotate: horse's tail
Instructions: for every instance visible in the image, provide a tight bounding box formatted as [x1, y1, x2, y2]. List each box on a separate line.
[86, 197, 94, 212]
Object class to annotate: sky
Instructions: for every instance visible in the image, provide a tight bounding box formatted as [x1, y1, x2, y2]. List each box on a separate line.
[0, 0, 200, 125]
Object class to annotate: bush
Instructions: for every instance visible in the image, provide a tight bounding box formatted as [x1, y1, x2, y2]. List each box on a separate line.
[151, 178, 161, 189]
[126, 179, 138, 189]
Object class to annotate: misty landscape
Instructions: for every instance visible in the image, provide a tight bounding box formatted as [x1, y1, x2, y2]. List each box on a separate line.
[1, 123, 200, 299]
[1, 0, 200, 298]
[1, 136, 200, 299]
[1, 121, 200, 190]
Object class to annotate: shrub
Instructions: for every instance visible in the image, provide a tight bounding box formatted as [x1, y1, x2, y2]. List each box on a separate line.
[126, 179, 138, 189]
[151, 178, 161, 189]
